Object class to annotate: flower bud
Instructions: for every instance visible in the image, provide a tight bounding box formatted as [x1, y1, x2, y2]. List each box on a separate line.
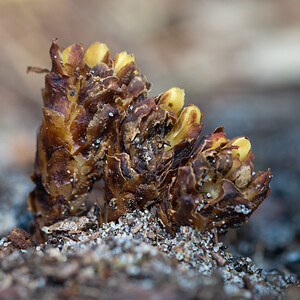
[158, 87, 185, 116]
[166, 104, 202, 147]
[206, 131, 229, 151]
[85, 42, 110, 68]
[223, 137, 252, 180]
[61, 43, 85, 76]
[231, 137, 251, 162]
[62, 45, 72, 66]
[113, 51, 136, 77]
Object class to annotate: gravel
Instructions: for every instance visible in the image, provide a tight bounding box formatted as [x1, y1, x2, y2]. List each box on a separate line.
[1, 208, 298, 299]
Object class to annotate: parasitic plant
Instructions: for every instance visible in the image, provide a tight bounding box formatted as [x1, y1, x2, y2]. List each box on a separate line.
[28, 40, 272, 237]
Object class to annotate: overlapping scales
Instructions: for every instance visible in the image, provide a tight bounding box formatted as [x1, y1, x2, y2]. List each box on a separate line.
[29, 41, 272, 237]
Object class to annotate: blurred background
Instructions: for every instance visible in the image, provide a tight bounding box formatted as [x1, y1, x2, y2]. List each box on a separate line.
[0, 0, 299, 278]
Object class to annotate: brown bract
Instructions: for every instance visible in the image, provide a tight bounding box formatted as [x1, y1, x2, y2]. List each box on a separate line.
[28, 40, 272, 239]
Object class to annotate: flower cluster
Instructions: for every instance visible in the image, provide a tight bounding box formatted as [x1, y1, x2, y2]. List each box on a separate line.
[28, 41, 272, 235]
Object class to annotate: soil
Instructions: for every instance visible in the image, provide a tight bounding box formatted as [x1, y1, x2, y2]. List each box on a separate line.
[0, 206, 299, 300]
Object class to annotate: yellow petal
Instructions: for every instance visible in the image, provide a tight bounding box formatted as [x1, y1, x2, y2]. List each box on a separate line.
[62, 45, 73, 66]
[166, 104, 201, 147]
[177, 104, 201, 128]
[158, 87, 185, 116]
[231, 137, 251, 162]
[113, 51, 135, 76]
[206, 133, 228, 151]
[85, 42, 110, 68]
